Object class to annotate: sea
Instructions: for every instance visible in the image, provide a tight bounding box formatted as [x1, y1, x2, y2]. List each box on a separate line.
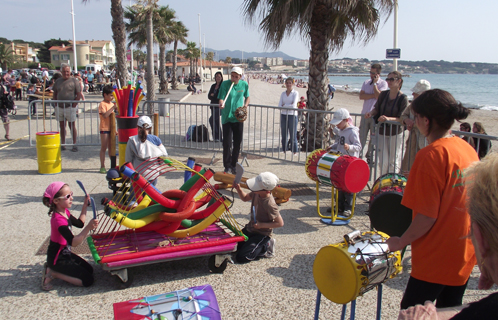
[294, 73, 498, 111]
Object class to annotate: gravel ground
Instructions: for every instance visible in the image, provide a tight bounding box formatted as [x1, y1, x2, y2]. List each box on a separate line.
[0, 96, 489, 320]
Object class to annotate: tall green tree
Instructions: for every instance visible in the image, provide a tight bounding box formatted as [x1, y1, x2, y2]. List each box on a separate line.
[155, 6, 175, 94]
[184, 41, 198, 78]
[170, 21, 188, 90]
[242, 0, 394, 149]
[82, 0, 127, 87]
[225, 56, 232, 64]
[0, 44, 14, 70]
[131, 0, 159, 111]
[206, 51, 214, 79]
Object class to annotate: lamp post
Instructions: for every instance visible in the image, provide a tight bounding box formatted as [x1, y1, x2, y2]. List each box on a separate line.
[393, 0, 398, 71]
[70, 0, 78, 73]
[198, 13, 203, 92]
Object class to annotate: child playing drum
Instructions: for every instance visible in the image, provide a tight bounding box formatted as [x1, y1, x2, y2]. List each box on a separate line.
[327, 108, 361, 217]
[233, 172, 284, 263]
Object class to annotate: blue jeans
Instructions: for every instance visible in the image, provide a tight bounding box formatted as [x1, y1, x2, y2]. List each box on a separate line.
[281, 114, 298, 152]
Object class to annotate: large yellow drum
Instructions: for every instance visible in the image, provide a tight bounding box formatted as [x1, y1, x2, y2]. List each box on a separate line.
[36, 131, 61, 175]
[313, 231, 402, 304]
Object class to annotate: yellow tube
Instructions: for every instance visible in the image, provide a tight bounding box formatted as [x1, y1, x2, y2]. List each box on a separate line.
[110, 211, 160, 229]
[112, 91, 120, 113]
[167, 198, 231, 238]
[107, 195, 153, 214]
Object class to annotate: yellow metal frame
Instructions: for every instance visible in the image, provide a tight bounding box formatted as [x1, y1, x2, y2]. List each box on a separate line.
[316, 181, 357, 222]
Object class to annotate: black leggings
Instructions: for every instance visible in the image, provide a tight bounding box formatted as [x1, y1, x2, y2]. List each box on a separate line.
[400, 276, 469, 309]
[49, 253, 94, 287]
[236, 227, 270, 263]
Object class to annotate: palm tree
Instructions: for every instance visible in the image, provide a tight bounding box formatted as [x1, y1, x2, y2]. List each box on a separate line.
[155, 6, 175, 94]
[131, 0, 159, 112]
[82, 0, 127, 86]
[170, 21, 188, 90]
[206, 51, 214, 80]
[242, 0, 394, 149]
[225, 56, 232, 64]
[0, 44, 14, 70]
[185, 41, 197, 78]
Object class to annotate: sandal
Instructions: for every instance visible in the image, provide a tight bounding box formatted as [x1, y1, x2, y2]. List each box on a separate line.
[61, 146, 66, 151]
[4, 135, 11, 141]
[70, 146, 78, 152]
[41, 263, 53, 291]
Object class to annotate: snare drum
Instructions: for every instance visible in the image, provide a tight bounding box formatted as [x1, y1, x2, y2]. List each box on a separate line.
[313, 231, 402, 304]
[305, 149, 369, 193]
[369, 173, 412, 237]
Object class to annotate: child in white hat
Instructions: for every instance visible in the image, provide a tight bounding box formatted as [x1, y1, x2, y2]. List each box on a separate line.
[233, 172, 284, 262]
[327, 108, 362, 216]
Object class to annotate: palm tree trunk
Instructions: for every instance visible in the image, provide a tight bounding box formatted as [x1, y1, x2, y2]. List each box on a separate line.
[210, 61, 212, 80]
[111, 0, 127, 86]
[159, 44, 168, 94]
[306, 6, 332, 150]
[146, 9, 155, 114]
[171, 41, 178, 90]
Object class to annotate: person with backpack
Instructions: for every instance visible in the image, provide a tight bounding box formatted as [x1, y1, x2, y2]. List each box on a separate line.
[0, 84, 12, 140]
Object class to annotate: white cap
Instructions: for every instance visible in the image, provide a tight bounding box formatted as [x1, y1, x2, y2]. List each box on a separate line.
[329, 108, 350, 125]
[137, 116, 152, 129]
[231, 67, 243, 75]
[246, 172, 279, 191]
[411, 79, 431, 94]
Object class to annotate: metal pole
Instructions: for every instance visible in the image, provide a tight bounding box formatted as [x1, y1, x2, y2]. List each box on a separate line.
[203, 34, 205, 80]
[393, 0, 398, 71]
[198, 13, 203, 93]
[70, 0, 78, 73]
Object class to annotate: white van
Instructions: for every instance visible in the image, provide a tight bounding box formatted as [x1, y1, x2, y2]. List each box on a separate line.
[85, 64, 102, 73]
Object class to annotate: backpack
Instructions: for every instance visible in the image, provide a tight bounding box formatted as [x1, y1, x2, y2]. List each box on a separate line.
[185, 125, 196, 141]
[30, 74, 38, 84]
[0, 85, 15, 110]
[192, 124, 209, 142]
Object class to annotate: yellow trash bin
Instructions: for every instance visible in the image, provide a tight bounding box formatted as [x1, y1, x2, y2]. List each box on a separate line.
[36, 131, 62, 175]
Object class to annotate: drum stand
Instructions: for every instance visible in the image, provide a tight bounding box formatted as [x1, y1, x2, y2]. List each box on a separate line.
[316, 182, 357, 225]
[314, 284, 384, 320]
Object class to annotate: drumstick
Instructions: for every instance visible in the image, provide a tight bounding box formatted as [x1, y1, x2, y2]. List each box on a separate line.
[220, 82, 234, 109]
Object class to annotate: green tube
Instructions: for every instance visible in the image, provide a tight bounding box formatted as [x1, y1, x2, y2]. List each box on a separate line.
[87, 236, 101, 264]
[179, 168, 207, 192]
[180, 219, 204, 228]
[127, 203, 176, 220]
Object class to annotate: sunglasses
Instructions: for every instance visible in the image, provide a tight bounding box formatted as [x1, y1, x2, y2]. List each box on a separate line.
[56, 191, 73, 200]
[386, 78, 398, 82]
[370, 72, 378, 75]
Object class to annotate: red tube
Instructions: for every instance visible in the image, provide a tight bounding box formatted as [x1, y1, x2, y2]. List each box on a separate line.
[100, 236, 246, 264]
[159, 200, 196, 222]
[190, 200, 223, 220]
[177, 169, 214, 211]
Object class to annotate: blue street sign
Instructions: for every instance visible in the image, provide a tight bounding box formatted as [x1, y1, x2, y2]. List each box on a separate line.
[386, 49, 401, 59]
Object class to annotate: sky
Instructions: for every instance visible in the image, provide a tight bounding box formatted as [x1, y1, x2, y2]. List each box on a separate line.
[3, 0, 498, 64]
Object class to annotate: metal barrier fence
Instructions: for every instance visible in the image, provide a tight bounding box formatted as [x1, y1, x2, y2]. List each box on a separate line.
[28, 99, 103, 147]
[29, 99, 496, 184]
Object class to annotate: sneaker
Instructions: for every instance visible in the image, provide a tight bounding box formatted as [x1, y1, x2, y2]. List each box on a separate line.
[263, 238, 276, 258]
[340, 210, 352, 218]
[100, 167, 106, 174]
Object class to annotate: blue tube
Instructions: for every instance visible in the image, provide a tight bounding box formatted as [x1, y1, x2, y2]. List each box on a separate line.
[128, 89, 134, 117]
[184, 157, 195, 183]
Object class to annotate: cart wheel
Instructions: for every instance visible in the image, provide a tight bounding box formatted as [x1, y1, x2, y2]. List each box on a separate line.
[112, 270, 133, 289]
[208, 255, 228, 273]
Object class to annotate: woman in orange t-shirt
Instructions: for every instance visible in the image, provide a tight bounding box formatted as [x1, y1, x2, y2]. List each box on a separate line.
[387, 89, 479, 310]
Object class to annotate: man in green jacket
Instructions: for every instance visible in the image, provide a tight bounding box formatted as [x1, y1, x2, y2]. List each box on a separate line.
[218, 67, 250, 174]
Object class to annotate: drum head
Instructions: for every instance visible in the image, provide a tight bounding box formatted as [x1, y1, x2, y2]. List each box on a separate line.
[342, 158, 370, 193]
[369, 192, 412, 237]
[313, 245, 361, 304]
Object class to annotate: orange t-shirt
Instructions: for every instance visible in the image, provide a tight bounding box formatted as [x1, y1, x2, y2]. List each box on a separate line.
[99, 101, 114, 131]
[15, 81, 22, 89]
[401, 136, 478, 286]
